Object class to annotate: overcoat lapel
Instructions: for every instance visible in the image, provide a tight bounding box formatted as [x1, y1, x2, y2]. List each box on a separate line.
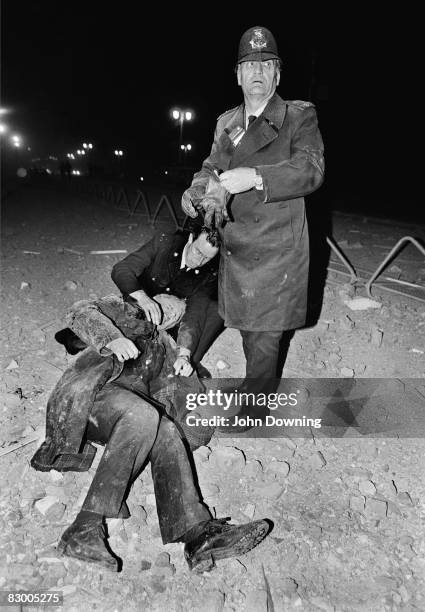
[216, 105, 244, 171]
[228, 94, 288, 168]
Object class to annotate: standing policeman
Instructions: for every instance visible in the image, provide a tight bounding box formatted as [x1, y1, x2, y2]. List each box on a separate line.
[182, 26, 325, 430]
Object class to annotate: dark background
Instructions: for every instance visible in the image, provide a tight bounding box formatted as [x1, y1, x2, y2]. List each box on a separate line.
[1, 3, 422, 220]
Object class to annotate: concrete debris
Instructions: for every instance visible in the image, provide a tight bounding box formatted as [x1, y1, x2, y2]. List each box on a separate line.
[410, 348, 424, 354]
[358, 480, 377, 496]
[215, 359, 230, 370]
[209, 447, 245, 471]
[393, 477, 409, 492]
[202, 483, 220, 499]
[370, 328, 383, 347]
[267, 460, 290, 478]
[344, 297, 382, 311]
[6, 359, 19, 370]
[340, 314, 355, 330]
[34, 496, 66, 521]
[63, 281, 78, 291]
[145, 493, 156, 506]
[244, 460, 263, 477]
[365, 498, 387, 519]
[31, 329, 46, 343]
[195, 446, 211, 462]
[49, 470, 64, 483]
[281, 576, 298, 594]
[397, 492, 413, 506]
[242, 503, 256, 519]
[340, 367, 355, 377]
[89, 250, 128, 255]
[20, 281, 31, 290]
[350, 496, 365, 512]
[328, 352, 342, 365]
[310, 451, 327, 469]
[253, 481, 284, 500]
[389, 265, 402, 277]
[154, 552, 171, 567]
[140, 559, 151, 571]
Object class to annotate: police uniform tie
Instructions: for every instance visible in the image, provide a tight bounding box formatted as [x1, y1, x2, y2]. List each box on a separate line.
[248, 115, 256, 128]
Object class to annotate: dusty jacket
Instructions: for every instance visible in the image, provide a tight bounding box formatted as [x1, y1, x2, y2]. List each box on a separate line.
[190, 94, 325, 331]
[31, 296, 212, 473]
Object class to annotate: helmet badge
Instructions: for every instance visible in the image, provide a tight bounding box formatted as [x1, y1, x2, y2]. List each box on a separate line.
[249, 28, 267, 50]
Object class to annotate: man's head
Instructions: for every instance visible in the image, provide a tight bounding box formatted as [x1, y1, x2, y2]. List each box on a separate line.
[185, 227, 219, 269]
[236, 26, 281, 103]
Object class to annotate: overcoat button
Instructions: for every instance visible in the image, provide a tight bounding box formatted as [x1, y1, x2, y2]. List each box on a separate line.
[254, 217, 260, 223]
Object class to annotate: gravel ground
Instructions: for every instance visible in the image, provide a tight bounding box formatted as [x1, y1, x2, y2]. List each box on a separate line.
[1, 180, 424, 611]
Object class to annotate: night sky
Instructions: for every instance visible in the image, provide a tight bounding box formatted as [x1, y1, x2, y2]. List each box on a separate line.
[2, 3, 422, 209]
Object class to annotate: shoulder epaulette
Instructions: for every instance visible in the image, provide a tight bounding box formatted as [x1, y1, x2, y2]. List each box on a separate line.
[286, 100, 315, 110]
[217, 105, 239, 121]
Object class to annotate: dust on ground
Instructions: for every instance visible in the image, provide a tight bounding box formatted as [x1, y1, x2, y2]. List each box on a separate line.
[1, 182, 424, 611]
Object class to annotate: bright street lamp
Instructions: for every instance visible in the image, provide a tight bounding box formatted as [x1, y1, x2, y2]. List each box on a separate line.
[171, 108, 193, 161]
[114, 150, 124, 156]
[0, 123, 7, 134]
[180, 143, 192, 163]
[83, 142, 93, 150]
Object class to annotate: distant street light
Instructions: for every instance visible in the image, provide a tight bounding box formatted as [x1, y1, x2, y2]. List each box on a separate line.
[11, 135, 22, 148]
[171, 109, 193, 162]
[83, 142, 93, 150]
[114, 150, 124, 156]
[0, 123, 7, 134]
[180, 143, 192, 163]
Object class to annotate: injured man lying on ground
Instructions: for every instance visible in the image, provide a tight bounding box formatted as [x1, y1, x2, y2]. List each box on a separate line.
[31, 294, 271, 573]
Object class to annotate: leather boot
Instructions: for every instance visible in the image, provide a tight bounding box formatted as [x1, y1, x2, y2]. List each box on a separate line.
[57, 517, 121, 571]
[184, 517, 270, 573]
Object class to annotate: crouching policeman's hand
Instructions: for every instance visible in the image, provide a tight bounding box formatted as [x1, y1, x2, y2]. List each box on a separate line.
[173, 347, 194, 376]
[129, 289, 162, 326]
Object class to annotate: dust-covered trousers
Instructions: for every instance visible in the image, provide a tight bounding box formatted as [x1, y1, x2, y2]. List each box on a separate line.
[81, 382, 211, 543]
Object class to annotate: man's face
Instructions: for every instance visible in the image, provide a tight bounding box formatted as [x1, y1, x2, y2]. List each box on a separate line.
[185, 232, 218, 269]
[237, 59, 280, 100]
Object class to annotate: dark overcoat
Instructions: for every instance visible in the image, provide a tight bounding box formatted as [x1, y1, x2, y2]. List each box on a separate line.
[190, 93, 325, 331]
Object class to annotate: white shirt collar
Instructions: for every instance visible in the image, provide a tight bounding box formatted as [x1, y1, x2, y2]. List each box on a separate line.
[180, 234, 193, 269]
[244, 100, 268, 129]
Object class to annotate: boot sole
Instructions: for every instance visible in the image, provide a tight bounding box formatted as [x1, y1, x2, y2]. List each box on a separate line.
[189, 520, 270, 573]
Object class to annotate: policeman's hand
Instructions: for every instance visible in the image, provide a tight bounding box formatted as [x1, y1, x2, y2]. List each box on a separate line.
[129, 290, 162, 326]
[219, 167, 257, 194]
[173, 355, 194, 377]
[182, 185, 204, 218]
[106, 338, 140, 362]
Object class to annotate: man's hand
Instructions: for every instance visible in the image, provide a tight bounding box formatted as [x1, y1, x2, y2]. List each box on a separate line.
[173, 355, 194, 376]
[219, 167, 257, 194]
[129, 290, 162, 326]
[106, 338, 140, 362]
[181, 185, 204, 218]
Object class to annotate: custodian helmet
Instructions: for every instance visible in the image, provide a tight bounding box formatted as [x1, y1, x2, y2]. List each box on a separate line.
[237, 26, 281, 64]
